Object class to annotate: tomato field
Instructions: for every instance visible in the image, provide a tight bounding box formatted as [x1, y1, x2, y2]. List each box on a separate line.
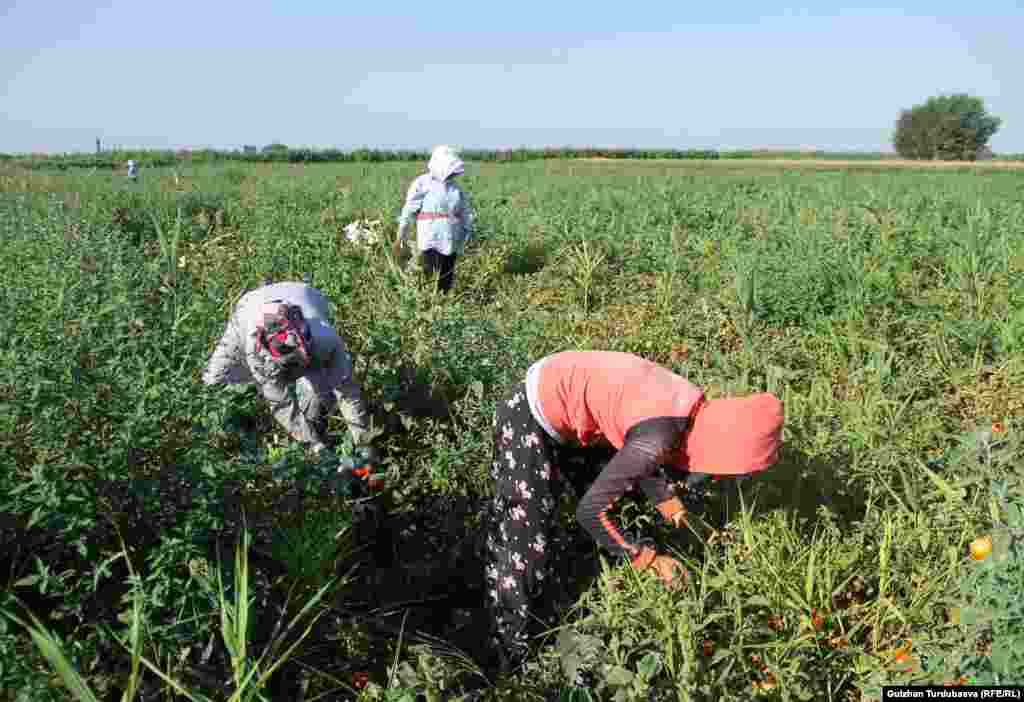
[2, 156, 1023, 701]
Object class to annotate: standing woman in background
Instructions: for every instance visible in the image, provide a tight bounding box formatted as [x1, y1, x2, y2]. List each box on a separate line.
[393, 145, 475, 293]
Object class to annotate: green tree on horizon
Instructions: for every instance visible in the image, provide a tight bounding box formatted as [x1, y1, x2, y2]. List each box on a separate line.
[893, 93, 1002, 160]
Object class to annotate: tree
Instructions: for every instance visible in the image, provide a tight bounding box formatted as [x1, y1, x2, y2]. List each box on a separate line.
[893, 94, 1001, 161]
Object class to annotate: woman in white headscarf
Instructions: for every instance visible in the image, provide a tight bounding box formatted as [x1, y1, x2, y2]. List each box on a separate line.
[394, 145, 475, 293]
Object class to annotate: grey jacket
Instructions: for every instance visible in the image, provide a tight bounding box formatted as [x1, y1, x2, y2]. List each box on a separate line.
[202, 282, 368, 445]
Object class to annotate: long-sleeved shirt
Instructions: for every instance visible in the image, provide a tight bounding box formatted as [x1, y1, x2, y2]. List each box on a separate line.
[525, 351, 705, 559]
[201, 282, 368, 445]
[396, 174, 474, 256]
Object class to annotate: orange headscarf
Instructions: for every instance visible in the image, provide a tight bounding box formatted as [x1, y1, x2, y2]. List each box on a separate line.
[684, 393, 784, 475]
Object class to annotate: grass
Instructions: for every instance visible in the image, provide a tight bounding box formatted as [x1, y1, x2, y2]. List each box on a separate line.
[1, 156, 1023, 700]
[2, 524, 337, 702]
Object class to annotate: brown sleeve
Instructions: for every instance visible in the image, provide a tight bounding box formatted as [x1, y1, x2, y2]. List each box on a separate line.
[575, 417, 689, 559]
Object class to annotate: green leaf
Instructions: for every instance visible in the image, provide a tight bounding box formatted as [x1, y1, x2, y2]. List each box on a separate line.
[704, 574, 731, 590]
[898, 466, 921, 512]
[792, 684, 816, 701]
[990, 643, 1011, 674]
[992, 530, 1012, 562]
[637, 652, 661, 680]
[746, 595, 772, 609]
[396, 661, 419, 689]
[960, 607, 978, 627]
[917, 458, 963, 505]
[13, 574, 41, 588]
[604, 665, 634, 687]
[701, 611, 734, 627]
[709, 648, 733, 667]
[27, 505, 45, 529]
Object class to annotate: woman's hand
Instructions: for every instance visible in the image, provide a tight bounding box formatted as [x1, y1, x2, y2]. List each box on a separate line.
[668, 508, 689, 530]
[650, 553, 687, 587]
[657, 497, 689, 529]
[631, 546, 687, 588]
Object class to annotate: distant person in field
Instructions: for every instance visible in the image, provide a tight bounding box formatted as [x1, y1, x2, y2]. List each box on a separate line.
[483, 351, 784, 672]
[201, 281, 369, 454]
[126, 159, 137, 180]
[393, 145, 474, 293]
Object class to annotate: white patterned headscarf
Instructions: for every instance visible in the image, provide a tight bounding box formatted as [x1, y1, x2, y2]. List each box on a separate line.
[427, 145, 465, 182]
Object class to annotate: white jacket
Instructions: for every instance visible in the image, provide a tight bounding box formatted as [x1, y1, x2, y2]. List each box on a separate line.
[397, 145, 474, 256]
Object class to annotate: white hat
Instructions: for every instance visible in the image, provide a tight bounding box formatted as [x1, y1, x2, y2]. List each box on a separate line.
[427, 145, 465, 181]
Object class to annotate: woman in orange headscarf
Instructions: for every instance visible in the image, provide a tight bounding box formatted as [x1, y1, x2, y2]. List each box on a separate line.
[483, 351, 784, 672]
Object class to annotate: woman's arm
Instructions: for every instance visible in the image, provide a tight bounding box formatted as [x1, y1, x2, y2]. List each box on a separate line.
[201, 319, 243, 385]
[575, 417, 689, 559]
[396, 177, 427, 246]
[454, 187, 474, 247]
[321, 331, 369, 445]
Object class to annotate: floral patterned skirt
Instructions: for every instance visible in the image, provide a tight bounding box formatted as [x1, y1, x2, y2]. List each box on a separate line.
[483, 382, 608, 670]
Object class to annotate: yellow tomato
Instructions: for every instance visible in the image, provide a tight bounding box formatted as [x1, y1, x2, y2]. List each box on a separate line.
[969, 535, 993, 561]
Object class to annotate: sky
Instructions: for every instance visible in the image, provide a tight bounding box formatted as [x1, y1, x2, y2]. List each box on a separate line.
[1, 1, 1021, 154]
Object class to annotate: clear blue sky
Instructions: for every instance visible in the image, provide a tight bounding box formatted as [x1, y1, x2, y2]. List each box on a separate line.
[1, 1, 1021, 154]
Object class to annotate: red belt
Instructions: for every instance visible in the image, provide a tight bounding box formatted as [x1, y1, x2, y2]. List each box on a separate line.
[417, 212, 457, 220]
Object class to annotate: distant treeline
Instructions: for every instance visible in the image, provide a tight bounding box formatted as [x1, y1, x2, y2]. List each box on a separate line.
[2, 146, 1022, 170]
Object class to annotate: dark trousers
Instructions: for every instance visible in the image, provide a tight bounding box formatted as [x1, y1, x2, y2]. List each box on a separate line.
[420, 249, 457, 292]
